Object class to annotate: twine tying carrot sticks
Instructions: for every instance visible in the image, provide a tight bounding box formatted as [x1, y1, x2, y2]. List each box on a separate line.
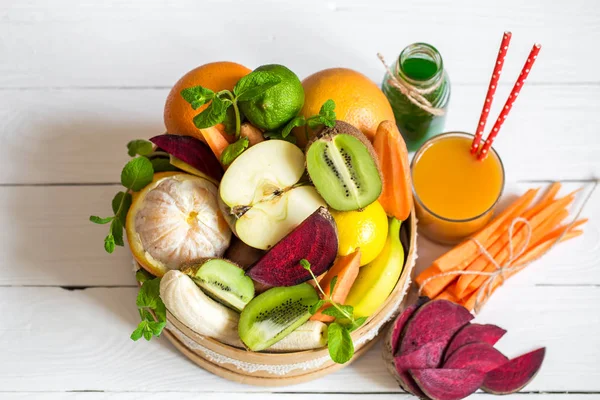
[377, 53, 446, 117]
[418, 181, 597, 314]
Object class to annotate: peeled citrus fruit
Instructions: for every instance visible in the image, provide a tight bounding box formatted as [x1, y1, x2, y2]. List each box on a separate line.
[294, 68, 395, 147]
[126, 172, 231, 277]
[164, 61, 251, 142]
[331, 200, 388, 266]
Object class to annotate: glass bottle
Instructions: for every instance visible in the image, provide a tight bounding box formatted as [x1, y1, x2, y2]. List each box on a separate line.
[382, 43, 451, 152]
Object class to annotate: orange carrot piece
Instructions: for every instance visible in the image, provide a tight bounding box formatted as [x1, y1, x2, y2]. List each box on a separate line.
[373, 121, 413, 221]
[521, 182, 562, 220]
[200, 126, 230, 161]
[435, 289, 462, 303]
[455, 194, 573, 297]
[311, 250, 361, 323]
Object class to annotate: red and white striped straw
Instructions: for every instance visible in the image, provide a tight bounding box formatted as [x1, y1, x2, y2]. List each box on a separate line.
[471, 32, 512, 155]
[478, 43, 542, 161]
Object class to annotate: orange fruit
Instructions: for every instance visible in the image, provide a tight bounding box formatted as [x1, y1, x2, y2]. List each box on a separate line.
[294, 68, 395, 147]
[164, 61, 252, 142]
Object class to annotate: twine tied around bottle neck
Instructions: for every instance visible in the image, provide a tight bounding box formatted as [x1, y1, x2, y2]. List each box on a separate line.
[377, 53, 446, 117]
[417, 180, 597, 314]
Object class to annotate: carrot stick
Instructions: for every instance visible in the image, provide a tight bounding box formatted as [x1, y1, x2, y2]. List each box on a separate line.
[417, 189, 539, 298]
[521, 182, 562, 220]
[435, 289, 461, 303]
[200, 126, 230, 161]
[455, 194, 573, 297]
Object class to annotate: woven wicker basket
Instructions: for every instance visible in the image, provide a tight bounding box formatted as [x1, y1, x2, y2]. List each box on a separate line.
[142, 208, 417, 386]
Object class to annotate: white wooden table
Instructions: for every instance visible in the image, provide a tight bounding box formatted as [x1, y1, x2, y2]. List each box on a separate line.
[1, 1, 599, 399]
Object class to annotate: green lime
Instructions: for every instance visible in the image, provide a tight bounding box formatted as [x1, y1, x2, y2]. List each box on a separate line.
[238, 64, 304, 131]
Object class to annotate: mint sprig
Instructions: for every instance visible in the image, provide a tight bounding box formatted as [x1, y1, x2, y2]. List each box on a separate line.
[300, 258, 367, 364]
[279, 99, 336, 141]
[89, 139, 155, 253]
[130, 276, 167, 341]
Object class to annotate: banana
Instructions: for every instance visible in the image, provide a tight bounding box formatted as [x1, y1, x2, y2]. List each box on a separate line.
[266, 321, 328, 352]
[345, 218, 405, 318]
[160, 270, 242, 347]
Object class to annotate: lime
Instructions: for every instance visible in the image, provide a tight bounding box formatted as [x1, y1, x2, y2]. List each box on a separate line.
[238, 64, 304, 131]
[330, 201, 389, 266]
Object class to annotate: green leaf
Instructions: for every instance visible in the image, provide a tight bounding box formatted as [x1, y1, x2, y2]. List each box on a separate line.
[328, 322, 354, 364]
[143, 329, 153, 341]
[135, 269, 154, 284]
[329, 275, 338, 295]
[130, 321, 146, 341]
[281, 116, 305, 138]
[222, 106, 237, 135]
[234, 71, 281, 101]
[193, 96, 232, 129]
[121, 156, 154, 191]
[319, 99, 336, 115]
[150, 157, 179, 173]
[148, 320, 167, 336]
[309, 299, 326, 315]
[349, 316, 368, 332]
[112, 191, 132, 225]
[307, 117, 324, 130]
[111, 218, 124, 247]
[104, 233, 115, 253]
[322, 305, 354, 320]
[300, 259, 311, 271]
[220, 136, 249, 166]
[89, 215, 113, 224]
[127, 139, 153, 157]
[180, 86, 215, 110]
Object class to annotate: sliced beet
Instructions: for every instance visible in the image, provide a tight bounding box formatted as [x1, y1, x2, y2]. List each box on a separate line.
[410, 368, 485, 400]
[400, 300, 474, 355]
[444, 323, 507, 361]
[444, 342, 508, 373]
[149, 134, 223, 181]
[246, 207, 338, 286]
[482, 347, 546, 394]
[395, 340, 447, 370]
[390, 297, 429, 355]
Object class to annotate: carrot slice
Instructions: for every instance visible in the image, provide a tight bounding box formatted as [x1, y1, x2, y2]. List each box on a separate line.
[310, 249, 361, 323]
[373, 121, 412, 221]
[435, 289, 462, 303]
[200, 126, 230, 161]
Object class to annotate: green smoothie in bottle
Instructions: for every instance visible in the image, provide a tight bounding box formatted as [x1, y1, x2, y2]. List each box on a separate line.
[382, 43, 450, 151]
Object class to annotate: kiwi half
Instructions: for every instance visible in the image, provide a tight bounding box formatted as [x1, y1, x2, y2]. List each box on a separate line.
[238, 283, 319, 351]
[181, 259, 255, 312]
[306, 121, 382, 211]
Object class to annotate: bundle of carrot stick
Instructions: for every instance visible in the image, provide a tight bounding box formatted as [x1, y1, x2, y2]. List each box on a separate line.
[416, 182, 587, 312]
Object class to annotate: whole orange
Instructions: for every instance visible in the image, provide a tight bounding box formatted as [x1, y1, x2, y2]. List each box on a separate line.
[164, 61, 252, 142]
[294, 68, 395, 147]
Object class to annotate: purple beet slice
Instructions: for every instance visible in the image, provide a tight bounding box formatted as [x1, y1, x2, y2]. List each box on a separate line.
[149, 134, 223, 181]
[444, 342, 508, 373]
[410, 368, 485, 400]
[482, 347, 546, 394]
[400, 300, 474, 355]
[246, 207, 338, 286]
[390, 297, 429, 355]
[444, 323, 507, 361]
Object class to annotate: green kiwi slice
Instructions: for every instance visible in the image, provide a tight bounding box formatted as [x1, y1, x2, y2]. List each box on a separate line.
[306, 121, 382, 211]
[238, 283, 319, 351]
[181, 259, 255, 312]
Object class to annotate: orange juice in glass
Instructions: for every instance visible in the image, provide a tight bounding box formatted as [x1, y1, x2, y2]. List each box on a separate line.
[411, 132, 505, 244]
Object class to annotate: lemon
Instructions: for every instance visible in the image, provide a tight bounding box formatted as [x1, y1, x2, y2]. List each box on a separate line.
[331, 201, 388, 266]
[238, 64, 304, 131]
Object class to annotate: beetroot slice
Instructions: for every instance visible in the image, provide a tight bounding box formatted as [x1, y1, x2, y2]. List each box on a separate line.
[149, 134, 223, 181]
[444, 323, 507, 361]
[392, 340, 446, 396]
[390, 297, 429, 355]
[246, 207, 338, 286]
[444, 342, 508, 373]
[400, 300, 473, 355]
[410, 369, 485, 400]
[482, 347, 546, 394]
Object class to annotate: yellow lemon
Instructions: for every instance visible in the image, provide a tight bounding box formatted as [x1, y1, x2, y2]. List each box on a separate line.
[331, 201, 388, 266]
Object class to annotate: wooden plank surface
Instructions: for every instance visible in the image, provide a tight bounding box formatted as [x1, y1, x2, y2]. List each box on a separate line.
[0, 285, 598, 393]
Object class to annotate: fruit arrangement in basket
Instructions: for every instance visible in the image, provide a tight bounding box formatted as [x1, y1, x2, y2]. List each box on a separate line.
[90, 61, 415, 364]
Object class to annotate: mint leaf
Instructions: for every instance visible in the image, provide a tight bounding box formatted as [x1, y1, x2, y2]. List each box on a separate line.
[121, 156, 154, 191]
[104, 233, 115, 253]
[281, 116, 305, 138]
[309, 299, 326, 315]
[112, 191, 132, 225]
[300, 259, 311, 270]
[193, 96, 231, 129]
[234, 71, 281, 101]
[329, 275, 338, 295]
[181, 86, 215, 110]
[349, 316, 368, 332]
[148, 320, 167, 336]
[328, 322, 354, 364]
[220, 136, 249, 166]
[111, 218, 124, 247]
[135, 269, 154, 284]
[150, 157, 179, 173]
[127, 139, 153, 157]
[223, 106, 237, 135]
[130, 322, 146, 341]
[322, 305, 354, 320]
[89, 215, 113, 224]
[136, 278, 162, 310]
